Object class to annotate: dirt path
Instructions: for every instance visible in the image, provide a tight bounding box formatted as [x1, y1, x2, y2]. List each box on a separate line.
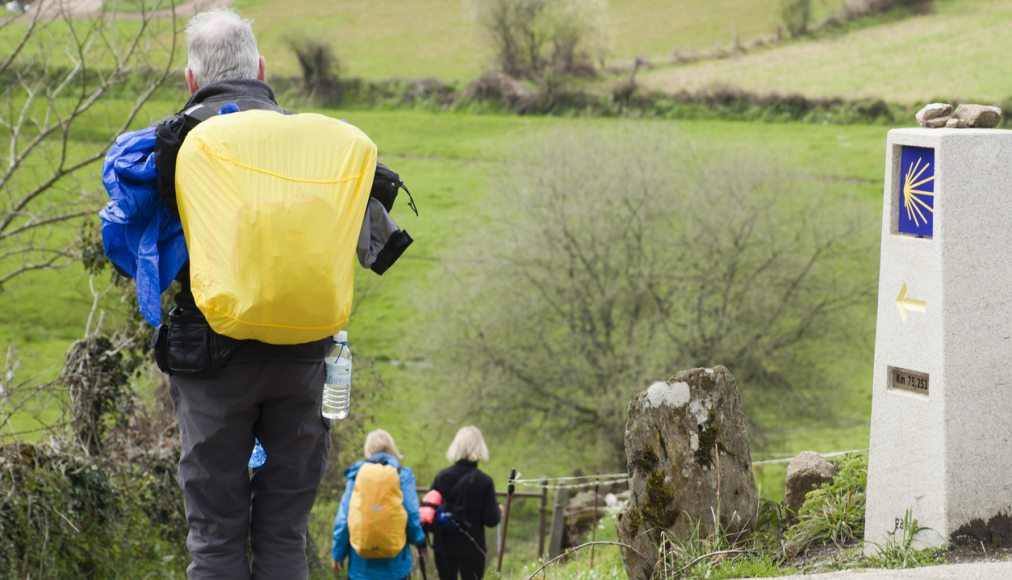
[779, 561, 1012, 579]
[6, 0, 233, 22]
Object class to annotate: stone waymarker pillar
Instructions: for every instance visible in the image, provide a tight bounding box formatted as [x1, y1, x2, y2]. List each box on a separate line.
[865, 129, 1012, 552]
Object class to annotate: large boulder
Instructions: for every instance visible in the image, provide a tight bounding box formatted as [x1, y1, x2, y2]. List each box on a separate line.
[784, 451, 838, 514]
[616, 367, 758, 580]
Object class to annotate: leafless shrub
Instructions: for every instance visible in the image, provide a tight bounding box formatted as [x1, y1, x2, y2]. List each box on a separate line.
[464, 71, 533, 108]
[430, 125, 875, 463]
[63, 334, 141, 455]
[816, 0, 933, 31]
[287, 36, 340, 102]
[473, 0, 608, 79]
[0, 0, 180, 291]
[0, 342, 69, 444]
[780, 0, 813, 38]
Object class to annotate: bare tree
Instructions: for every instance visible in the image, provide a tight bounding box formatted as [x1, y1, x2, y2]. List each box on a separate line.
[474, 0, 608, 78]
[431, 125, 876, 464]
[0, 0, 180, 291]
[780, 0, 813, 38]
[287, 35, 340, 102]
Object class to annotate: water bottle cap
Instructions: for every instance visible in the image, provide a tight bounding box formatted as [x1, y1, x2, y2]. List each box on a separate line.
[335, 330, 348, 344]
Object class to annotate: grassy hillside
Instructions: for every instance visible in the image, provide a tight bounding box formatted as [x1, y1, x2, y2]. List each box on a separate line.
[236, 0, 846, 80]
[640, 0, 1012, 103]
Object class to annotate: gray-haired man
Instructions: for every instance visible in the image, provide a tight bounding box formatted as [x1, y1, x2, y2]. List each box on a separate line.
[154, 9, 331, 579]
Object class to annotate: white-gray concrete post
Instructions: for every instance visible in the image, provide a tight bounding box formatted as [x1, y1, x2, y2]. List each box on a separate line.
[865, 128, 1012, 552]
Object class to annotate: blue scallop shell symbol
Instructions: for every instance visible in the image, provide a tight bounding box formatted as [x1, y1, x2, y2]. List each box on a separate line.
[897, 146, 935, 238]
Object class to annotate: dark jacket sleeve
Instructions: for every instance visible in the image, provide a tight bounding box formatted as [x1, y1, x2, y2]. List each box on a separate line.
[481, 474, 500, 528]
[357, 197, 413, 275]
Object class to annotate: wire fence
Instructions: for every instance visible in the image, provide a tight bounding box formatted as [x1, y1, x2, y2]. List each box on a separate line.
[460, 447, 868, 577]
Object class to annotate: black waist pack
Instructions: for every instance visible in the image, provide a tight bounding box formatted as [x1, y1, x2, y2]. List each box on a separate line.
[151, 307, 241, 377]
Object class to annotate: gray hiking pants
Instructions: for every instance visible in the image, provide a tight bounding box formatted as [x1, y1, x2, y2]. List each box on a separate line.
[169, 360, 329, 580]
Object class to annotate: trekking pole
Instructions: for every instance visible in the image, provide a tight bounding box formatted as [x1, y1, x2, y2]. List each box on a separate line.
[495, 468, 517, 575]
[417, 545, 428, 580]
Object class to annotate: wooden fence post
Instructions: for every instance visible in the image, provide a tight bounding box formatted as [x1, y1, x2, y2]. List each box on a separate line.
[537, 479, 549, 561]
[547, 486, 569, 559]
[495, 468, 517, 575]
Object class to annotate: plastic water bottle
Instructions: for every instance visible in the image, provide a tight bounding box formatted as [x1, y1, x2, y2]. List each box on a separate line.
[323, 331, 351, 420]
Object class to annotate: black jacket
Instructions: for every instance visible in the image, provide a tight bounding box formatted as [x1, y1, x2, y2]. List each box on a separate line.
[430, 461, 500, 550]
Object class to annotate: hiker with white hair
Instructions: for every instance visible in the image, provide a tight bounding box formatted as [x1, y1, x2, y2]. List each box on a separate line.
[425, 426, 501, 580]
[135, 7, 413, 579]
[152, 9, 332, 579]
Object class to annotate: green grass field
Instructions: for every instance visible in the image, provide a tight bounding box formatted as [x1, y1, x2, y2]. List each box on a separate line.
[640, 0, 1012, 103]
[236, 0, 847, 81]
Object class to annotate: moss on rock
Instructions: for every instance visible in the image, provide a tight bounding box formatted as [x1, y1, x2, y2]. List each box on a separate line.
[641, 470, 678, 529]
[630, 447, 659, 475]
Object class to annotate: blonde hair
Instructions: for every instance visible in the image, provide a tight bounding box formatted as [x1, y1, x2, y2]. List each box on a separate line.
[364, 429, 402, 460]
[446, 426, 489, 463]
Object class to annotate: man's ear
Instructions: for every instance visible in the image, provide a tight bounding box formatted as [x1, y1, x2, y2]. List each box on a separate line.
[185, 67, 199, 95]
[257, 56, 266, 81]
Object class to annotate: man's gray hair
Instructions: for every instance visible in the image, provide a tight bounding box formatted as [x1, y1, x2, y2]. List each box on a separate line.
[186, 8, 260, 87]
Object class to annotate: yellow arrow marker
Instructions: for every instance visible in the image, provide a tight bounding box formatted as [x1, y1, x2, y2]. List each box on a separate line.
[896, 283, 926, 322]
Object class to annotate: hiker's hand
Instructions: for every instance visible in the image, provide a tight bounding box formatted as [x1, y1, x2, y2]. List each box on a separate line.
[332, 559, 343, 574]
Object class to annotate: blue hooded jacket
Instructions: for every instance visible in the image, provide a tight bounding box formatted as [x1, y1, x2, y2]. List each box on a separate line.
[332, 452, 426, 579]
[98, 126, 187, 326]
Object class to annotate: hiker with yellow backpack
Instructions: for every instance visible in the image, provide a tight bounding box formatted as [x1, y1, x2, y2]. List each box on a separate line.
[98, 8, 414, 579]
[332, 430, 427, 579]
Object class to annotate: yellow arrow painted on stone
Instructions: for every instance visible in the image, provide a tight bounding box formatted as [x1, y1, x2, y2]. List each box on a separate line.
[896, 283, 926, 322]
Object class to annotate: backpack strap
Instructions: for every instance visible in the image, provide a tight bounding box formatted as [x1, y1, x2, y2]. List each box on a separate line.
[446, 470, 480, 506]
[154, 102, 258, 215]
[154, 104, 215, 215]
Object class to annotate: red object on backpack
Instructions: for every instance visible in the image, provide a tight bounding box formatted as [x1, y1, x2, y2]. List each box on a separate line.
[420, 489, 442, 526]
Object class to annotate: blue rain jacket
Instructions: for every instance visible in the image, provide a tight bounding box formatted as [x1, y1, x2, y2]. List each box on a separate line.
[332, 452, 426, 579]
[98, 126, 187, 326]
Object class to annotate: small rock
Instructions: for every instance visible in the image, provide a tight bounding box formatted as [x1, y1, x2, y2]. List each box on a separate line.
[952, 104, 1003, 128]
[916, 103, 953, 126]
[784, 451, 838, 514]
[925, 116, 950, 128]
[946, 118, 969, 129]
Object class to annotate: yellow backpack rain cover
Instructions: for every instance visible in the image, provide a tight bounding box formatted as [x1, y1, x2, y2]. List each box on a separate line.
[348, 463, 407, 559]
[175, 110, 377, 344]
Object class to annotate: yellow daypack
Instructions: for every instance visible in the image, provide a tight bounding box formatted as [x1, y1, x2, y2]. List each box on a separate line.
[175, 110, 377, 344]
[348, 462, 407, 559]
